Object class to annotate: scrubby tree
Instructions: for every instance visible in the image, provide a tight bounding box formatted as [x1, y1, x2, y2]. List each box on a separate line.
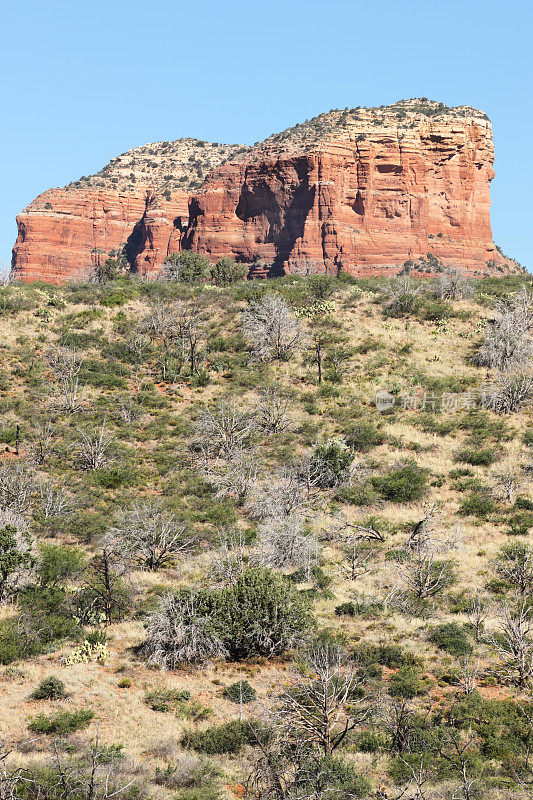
[466, 590, 488, 643]
[242, 294, 301, 361]
[254, 384, 293, 434]
[476, 287, 533, 370]
[325, 343, 352, 383]
[0, 460, 36, 516]
[393, 530, 457, 601]
[274, 644, 370, 756]
[309, 438, 353, 488]
[337, 536, 375, 582]
[455, 656, 481, 696]
[307, 274, 337, 300]
[38, 481, 73, 520]
[488, 596, 533, 687]
[38, 543, 85, 588]
[0, 523, 35, 603]
[210, 256, 248, 286]
[94, 257, 121, 284]
[195, 397, 255, 460]
[27, 420, 55, 466]
[143, 568, 313, 666]
[220, 568, 314, 659]
[143, 590, 228, 669]
[434, 268, 473, 300]
[245, 738, 370, 800]
[163, 250, 211, 283]
[380, 277, 423, 317]
[206, 449, 260, 504]
[81, 539, 130, 626]
[175, 301, 205, 374]
[0, 739, 138, 800]
[46, 346, 84, 412]
[109, 499, 194, 570]
[142, 299, 205, 379]
[209, 529, 247, 585]
[493, 542, 533, 595]
[75, 422, 114, 471]
[491, 465, 524, 503]
[248, 465, 307, 520]
[487, 368, 533, 414]
[309, 319, 337, 385]
[252, 515, 319, 573]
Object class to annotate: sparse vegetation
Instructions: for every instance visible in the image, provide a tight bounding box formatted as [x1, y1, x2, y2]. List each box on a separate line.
[0, 273, 532, 800]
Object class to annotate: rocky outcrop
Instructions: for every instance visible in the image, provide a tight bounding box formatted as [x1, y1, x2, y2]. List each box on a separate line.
[12, 188, 189, 283]
[184, 102, 517, 276]
[11, 137, 246, 283]
[11, 100, 523, 282]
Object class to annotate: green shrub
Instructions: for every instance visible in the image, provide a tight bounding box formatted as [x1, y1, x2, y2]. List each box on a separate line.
[176, 789, 222, 800]
[459, 492, 497, 518]
[415, 414, 457, 436]
[354, 731, 381, 753]
[210, 257, 248, 286]
[523, 429, 533, 447]
[459, 410, 512, 443]
[371, 461, 428, 502]
[335, 483, 379, 506]
[448, 467, 474, 479]
[334, 599, 384, 618]
[79, 359, 128, 388]
[99, 287, 136, 307]
[220, 568, 314, 659]
[310, 438, 354, 487]
[515, 496, 533, 511]
[164, 251, 211, 283]
[335, 601, 357, 616]
[28, 708, 94, 735]
[0, 524, 35, 600]
[455, 447, 498, 466]
[306, 756, 370, 799]
[37, 544, 85, 588]
[506, 511, 533, 536]
[355, 643, 416, 670]
[93, 466, 139, 488]
[85, 629, 108, 646]
[417, 299, 453, 321]
[181, 720, 258, 754]
[0, 426, 19, 445]
[145, 688, 191, 712]
[429, 623, 473, 656]
[31, 676, 66, 700]
[222, 680, 257, 704]
[389, 666, 429, 698]
[118, 678, 132, 689]
[345, 420, 384, 452]
[0, 618, 48, 664]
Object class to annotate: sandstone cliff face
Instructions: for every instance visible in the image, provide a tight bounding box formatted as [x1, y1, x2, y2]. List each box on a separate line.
[184, 102, 512, 276]
[11, 100, 522, 282]
[12, 188, 189, 283]
[11, 137, 244, 283]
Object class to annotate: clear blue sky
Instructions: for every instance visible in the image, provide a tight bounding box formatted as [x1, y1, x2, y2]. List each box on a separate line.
[1, 0, 531, 273]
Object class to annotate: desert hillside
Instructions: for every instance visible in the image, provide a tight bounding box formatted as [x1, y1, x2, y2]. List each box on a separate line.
[1, 267, 533, 799]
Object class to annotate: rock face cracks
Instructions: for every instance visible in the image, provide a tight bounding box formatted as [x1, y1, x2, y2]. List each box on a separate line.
[10, 100, 522, 282]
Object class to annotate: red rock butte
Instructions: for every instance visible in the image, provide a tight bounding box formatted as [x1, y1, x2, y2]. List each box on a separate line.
[11, 100, 524, 283]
